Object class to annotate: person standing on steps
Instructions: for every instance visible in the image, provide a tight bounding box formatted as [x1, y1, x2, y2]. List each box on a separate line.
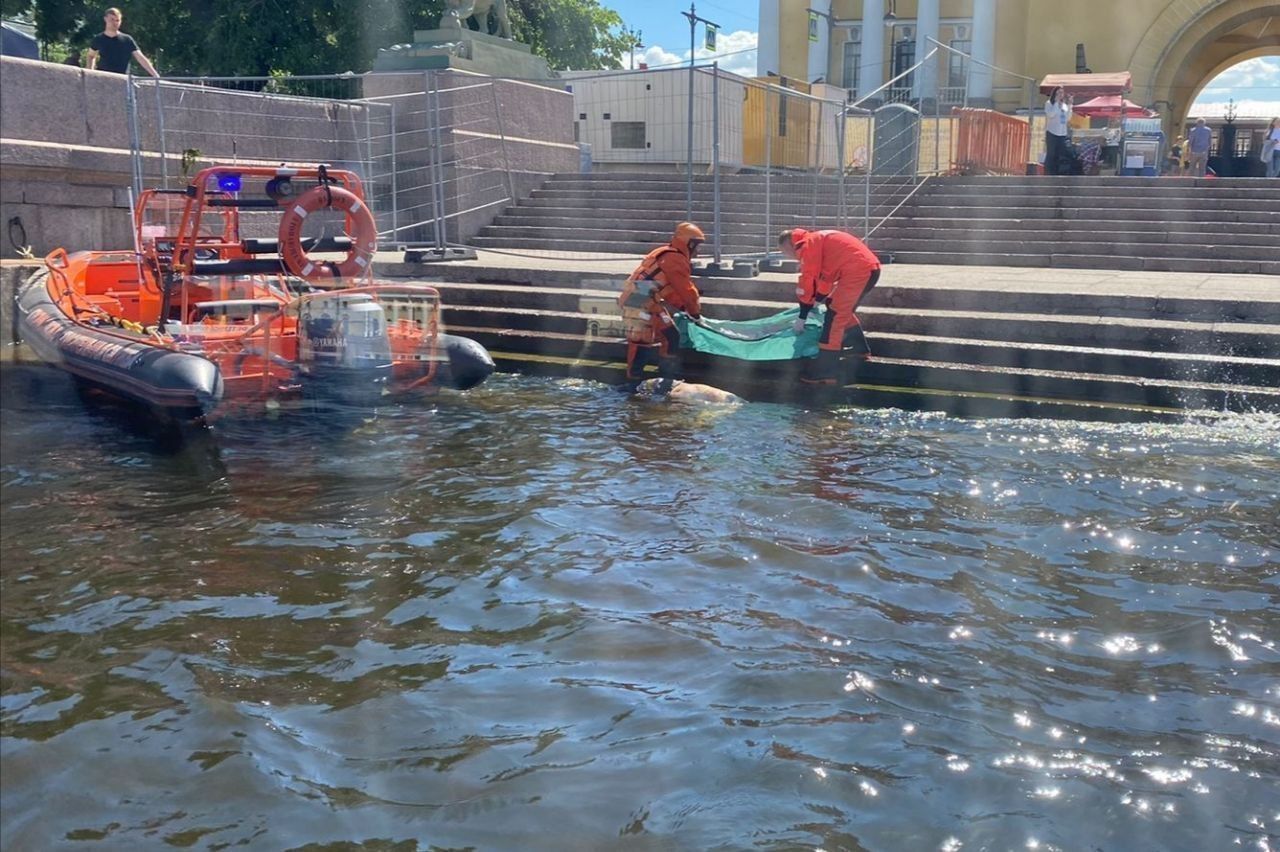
[1187, 118, 1213, 178]
[617, 222, 706, 394]
[1263, 117, 1280, 179]
[86, 7, 159, 77]
[779, 228, 880, 385]
[1044, 86, 1073, 176]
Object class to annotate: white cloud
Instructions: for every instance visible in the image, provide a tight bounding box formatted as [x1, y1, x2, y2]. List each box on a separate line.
[1200, 55, 1280, 90]
[1188, 99, 1280, 119]
[638, 30, 759, 78]
[1191, 55, 1280, 116]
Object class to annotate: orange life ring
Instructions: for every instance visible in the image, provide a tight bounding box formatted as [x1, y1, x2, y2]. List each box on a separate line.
[278, 185, 378, 282]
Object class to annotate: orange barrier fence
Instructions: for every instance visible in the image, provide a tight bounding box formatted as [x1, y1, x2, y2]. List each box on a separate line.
[951, 108, 1030, 176]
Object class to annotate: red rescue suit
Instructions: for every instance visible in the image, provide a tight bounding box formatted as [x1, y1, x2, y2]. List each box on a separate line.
[618, 225, 703, 380]
[791, 228, 880, 352]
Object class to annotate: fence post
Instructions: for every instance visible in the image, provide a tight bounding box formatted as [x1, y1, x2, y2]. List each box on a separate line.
[686, 56, 695, 221]
[1025, 78, 1035, 172]
[935, 65, 942, 176]
[390, 98, 399, 242]
[152, 82, 169, 187]
[864, 140, 871, 238]
[126, 74, 143, 199]
[810, 96, 820, 228]
[712, 64, 722, 265]
[427, 70, 446, 251]
[837, 97, 847, 230]
[363, 103, 373, 185]
[764, 84, 773, 257]
[490, 79, 517, 206]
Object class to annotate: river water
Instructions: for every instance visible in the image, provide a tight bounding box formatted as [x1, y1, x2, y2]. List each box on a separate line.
[2, 369, 1277, 851]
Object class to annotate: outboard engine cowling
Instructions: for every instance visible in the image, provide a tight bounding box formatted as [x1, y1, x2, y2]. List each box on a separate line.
[298, 293, 393, 405]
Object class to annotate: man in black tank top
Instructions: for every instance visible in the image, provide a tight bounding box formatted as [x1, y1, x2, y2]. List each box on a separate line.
[87, 7, 159, 77]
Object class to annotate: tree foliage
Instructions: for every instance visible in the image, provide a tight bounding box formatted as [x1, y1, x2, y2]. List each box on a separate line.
[7, 0, 628, 76]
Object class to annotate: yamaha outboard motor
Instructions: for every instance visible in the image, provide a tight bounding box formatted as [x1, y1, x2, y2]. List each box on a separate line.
[298, 293, 393, 406]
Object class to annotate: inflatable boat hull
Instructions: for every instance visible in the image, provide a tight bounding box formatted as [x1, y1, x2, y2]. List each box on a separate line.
[17, 272, 224, 417]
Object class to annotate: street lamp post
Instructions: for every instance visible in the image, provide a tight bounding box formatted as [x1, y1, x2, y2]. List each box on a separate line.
[681, 2, 719, 221]
[624, 27, 644, 71]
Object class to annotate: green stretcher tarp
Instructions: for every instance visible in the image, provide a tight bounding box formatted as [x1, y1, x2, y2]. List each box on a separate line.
[674, 305, 827, 361]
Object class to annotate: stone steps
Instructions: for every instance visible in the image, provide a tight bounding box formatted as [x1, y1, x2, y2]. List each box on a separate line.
[361, 258, 1280, 418]
[473, 173, 1279, 274]
[442, 306, 1279, 389]
[424, 280, 1280, 359]
[436, 309, 1278, 418]
[522, 190, 1276, 210]
[415, 264, 1278, 323]
[468, 235, 1280, 274]
[885, 251, 1280, 276]
[483, 218, 1280, 250]
[497, 208, 1280, 236]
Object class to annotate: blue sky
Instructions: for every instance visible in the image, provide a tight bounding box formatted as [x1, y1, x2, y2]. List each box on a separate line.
[609, 0, 761, 75]
[605, 1, 1278, 113]
[1189, 55, 1280, 117]
[611, 0, 759, 53]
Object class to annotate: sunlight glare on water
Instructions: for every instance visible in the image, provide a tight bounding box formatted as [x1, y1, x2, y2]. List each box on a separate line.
[1, 370, 1278, 850]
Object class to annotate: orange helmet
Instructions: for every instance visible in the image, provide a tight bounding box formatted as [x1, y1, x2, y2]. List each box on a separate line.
[672, 221, 706, 252]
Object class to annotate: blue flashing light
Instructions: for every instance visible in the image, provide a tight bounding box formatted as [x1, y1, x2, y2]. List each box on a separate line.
[217, 173, 242, 193]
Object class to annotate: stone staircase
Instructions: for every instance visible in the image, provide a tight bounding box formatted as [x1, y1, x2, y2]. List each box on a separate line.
[471, 172, 914, 259]
[879, 176, 1280, 274]
[378, 259, 1280, 421]
[471, 173, 1280, 275]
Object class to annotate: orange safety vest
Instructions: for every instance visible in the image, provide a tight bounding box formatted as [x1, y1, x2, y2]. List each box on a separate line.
[618, 245, 701, 344]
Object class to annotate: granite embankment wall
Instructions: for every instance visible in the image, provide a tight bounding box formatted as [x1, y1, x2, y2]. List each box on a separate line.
[0, 57, 374, 254]
[0, 58, 577, 254]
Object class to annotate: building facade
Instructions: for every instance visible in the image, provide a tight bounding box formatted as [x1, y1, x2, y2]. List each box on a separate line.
[757, 0, 1279, 130]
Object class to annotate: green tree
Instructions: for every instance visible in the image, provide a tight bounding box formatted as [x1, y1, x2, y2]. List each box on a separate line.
[7, 0, 627, 76]
[507, 0, 628, 71]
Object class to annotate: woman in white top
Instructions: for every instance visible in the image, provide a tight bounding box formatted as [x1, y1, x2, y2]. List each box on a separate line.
[1044, 86, 1074, 176]
[1265, 117, 1280, 179]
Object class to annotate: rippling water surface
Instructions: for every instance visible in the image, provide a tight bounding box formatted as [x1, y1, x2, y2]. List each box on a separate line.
[2, 369, 1278, 851]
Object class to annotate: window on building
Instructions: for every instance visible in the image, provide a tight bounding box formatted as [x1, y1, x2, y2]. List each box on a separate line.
[842, 41, 860, 93]
[892, 36, 915, 89]
[611, 121, 646, 149]
[949, 39, 970, 88]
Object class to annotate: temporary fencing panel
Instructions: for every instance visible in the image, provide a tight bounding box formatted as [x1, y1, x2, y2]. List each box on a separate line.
[128, 76, 394, 229]
[123, 40, 1047, 268]
[952, 108, 1031, 175]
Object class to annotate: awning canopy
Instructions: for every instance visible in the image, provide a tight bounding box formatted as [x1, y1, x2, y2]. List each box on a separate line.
[1073, 95, 1157, 118]
[1038, 72, 1132, 98]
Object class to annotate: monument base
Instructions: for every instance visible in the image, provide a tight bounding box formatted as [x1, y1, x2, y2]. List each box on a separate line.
[373, 29, 553, 80]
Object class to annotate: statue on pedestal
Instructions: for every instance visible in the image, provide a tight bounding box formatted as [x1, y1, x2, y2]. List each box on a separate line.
[440, 0, 513, 40]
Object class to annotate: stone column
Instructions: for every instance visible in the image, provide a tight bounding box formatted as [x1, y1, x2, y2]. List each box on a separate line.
[757, 0, 781, 77]
[969, 0, 996, 106]
[913, 0, 940, 106]
[860, 0, 885, 103]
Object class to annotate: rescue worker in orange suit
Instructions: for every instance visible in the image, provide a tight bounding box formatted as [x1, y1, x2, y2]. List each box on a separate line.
[617, 222, 706, 393]
[780, 228, 881, 384]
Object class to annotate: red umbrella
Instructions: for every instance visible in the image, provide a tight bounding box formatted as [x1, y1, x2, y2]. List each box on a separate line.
[1073, 95, 1158, 118]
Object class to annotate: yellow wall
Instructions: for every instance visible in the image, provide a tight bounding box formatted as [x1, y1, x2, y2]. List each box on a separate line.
[753, 0, 1277, 170]
[777, 0, 812, 82]
[743, 78, 817, 169]
[766, 0, 1278, 128]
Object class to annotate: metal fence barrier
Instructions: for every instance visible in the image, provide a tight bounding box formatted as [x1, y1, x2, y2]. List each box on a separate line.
[125, 41, 1048, 270]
